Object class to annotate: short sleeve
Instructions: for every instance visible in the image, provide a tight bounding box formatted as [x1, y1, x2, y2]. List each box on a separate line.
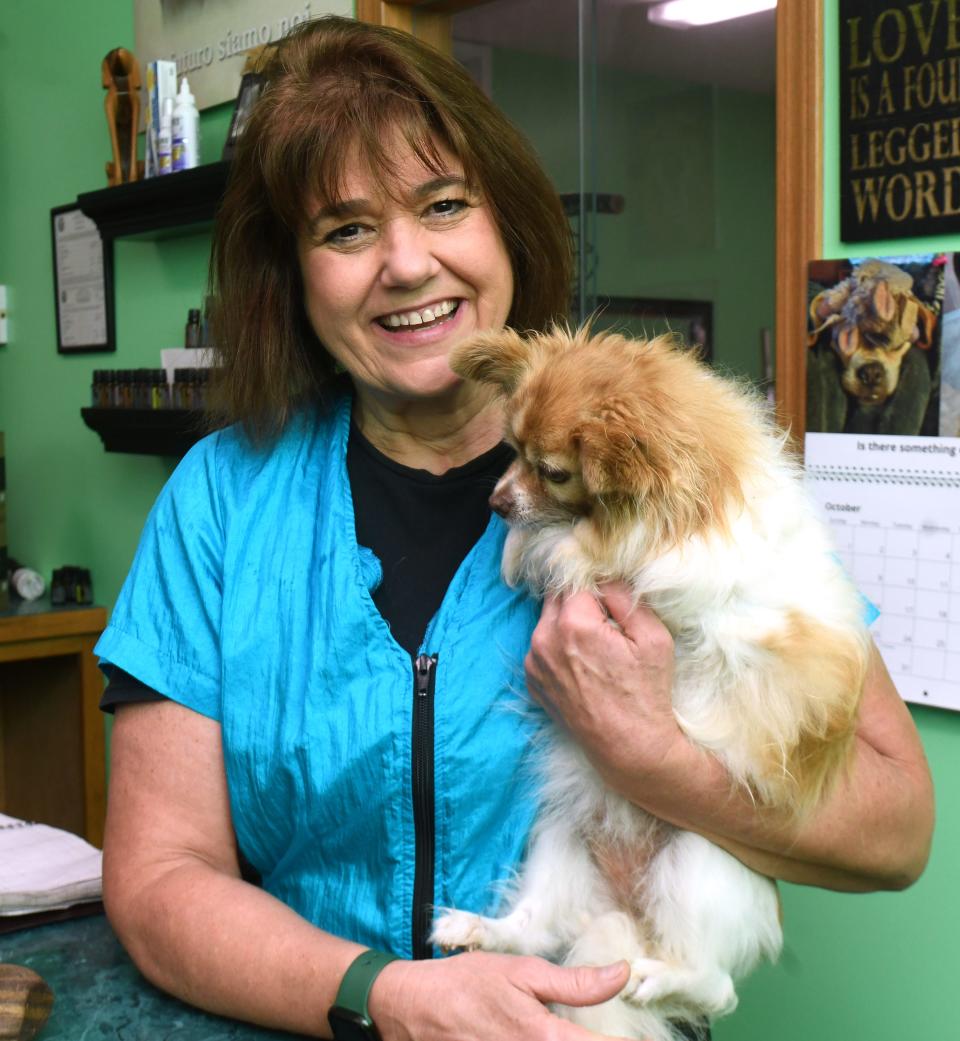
[94, 433, 226, 720]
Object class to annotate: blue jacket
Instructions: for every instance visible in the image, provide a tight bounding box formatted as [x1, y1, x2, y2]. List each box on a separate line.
[96, 395, 543, 957]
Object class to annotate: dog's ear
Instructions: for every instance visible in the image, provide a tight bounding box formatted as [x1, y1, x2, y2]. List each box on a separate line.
[904, 299, 937, 350]
[448, 328, 531, 394]
[873, 280, 897, 322]
[835, 324, 861, 361]
[578, 402, 655, 498]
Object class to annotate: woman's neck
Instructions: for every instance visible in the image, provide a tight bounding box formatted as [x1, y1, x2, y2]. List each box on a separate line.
[352, 386, 505, 475]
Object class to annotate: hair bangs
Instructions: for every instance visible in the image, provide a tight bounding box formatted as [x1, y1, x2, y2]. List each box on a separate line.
[259, 73, 472, 235]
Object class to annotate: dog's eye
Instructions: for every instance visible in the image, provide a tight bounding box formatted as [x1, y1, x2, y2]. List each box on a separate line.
[537, 462, 571, 484]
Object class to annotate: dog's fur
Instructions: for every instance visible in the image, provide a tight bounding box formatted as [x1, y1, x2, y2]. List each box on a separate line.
[431, 327, 871, 1041]
[808, 258, 937, 405]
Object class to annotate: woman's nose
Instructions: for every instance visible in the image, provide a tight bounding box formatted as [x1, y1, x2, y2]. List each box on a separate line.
[379, 219, 439, 289]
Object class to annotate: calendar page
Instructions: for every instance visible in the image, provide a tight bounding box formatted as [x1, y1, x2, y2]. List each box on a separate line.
[804, 432, 960, 713]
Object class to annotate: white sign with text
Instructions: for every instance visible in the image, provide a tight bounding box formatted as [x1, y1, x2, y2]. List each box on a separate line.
[134, 0, 352, 111]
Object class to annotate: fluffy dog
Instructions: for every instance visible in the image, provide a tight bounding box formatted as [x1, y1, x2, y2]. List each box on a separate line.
[431, 327, 871, 1041]
[808, 258, 937, 406]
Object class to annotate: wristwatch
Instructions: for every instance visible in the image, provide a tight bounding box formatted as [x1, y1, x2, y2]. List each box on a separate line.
[327, 949, 399, 1041]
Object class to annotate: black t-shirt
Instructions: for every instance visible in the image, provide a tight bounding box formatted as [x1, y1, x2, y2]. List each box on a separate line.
[100, 422, 514, 709]
[348, 422, 514, 656]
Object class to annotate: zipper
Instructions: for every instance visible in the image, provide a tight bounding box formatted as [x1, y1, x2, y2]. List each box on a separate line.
[411, 653, 438, 960]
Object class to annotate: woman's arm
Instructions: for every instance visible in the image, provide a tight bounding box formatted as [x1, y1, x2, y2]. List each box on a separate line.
[523, 585, 934, 893]
[104, 700, 630, 1040]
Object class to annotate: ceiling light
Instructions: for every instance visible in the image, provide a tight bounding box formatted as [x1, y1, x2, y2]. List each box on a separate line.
[647, 0, 777, 29]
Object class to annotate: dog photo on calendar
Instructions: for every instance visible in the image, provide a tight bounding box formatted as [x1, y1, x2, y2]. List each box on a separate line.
[430, 325, 872, 1041]
[806, 254, 946, 437]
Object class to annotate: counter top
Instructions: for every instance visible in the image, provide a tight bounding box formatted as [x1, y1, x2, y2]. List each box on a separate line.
[2, 913, 296, 1040]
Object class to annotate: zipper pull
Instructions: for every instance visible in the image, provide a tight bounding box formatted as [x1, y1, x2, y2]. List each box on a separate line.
[415, 654, 435, 696]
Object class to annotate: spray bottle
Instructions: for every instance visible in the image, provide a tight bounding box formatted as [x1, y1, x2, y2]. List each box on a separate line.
[171, 77, 200, 171]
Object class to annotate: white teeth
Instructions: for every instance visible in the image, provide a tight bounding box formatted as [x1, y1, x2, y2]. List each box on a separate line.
[381, 300, 456, 329]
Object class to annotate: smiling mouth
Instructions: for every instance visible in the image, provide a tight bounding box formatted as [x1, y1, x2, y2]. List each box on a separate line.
[376, 299, 460, 330]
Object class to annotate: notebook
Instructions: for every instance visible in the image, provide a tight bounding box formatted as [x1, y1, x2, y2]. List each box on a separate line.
[0, 814, 102, 916]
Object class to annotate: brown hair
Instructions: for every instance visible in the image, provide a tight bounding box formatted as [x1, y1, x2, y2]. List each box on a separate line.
[208, 15, 573, 442]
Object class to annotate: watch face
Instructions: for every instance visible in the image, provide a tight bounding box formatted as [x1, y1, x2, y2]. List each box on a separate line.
[328, 1006, 381, 1041]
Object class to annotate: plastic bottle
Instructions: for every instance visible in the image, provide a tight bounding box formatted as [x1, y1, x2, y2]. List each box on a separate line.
[185, 307, 202, 348]
[158, 97, 173, 174]
[171, 77, 200, 171]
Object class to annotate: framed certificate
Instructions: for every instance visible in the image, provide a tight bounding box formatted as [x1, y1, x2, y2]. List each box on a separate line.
[50, 205, 115, 353]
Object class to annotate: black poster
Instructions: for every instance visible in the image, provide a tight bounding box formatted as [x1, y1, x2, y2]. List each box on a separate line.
[840, 0, 960, 243]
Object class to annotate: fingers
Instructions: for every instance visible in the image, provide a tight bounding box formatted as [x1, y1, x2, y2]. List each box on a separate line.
[540, 584, 668, 651]
[595, 582, 638, 628]
[524, 959, 630, 1008]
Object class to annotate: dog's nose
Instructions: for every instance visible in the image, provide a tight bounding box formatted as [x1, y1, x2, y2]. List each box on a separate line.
[489, 486, 512, 519]
[856, 362, 886, 389]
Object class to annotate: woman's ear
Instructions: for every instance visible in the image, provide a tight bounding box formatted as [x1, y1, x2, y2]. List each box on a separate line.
[448, 328, 531, 394]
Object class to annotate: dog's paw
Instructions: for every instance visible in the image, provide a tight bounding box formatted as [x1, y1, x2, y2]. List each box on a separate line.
[623, 959, 737, 1017]
[430, 909, 493, 953]
[622, 957, 673, 1005]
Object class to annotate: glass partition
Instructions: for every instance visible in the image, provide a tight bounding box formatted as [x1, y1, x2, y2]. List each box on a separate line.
[451, 0, 775, 380]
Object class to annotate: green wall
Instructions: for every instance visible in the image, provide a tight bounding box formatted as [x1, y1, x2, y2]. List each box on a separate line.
[0, 0, 232, 615]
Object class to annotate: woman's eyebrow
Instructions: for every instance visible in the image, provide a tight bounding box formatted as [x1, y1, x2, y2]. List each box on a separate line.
[307, 198, 370, 234]
[413, 174, 466, 199]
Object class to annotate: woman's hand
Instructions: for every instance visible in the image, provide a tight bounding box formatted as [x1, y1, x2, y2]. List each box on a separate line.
[369, 952, 631, 1041]
[524, 582, 683, 787]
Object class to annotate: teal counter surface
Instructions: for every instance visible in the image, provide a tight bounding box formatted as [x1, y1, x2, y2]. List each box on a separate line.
[2, 913, 298, 1039]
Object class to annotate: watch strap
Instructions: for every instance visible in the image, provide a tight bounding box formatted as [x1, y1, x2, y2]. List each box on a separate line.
[333, 949, 399, 1020]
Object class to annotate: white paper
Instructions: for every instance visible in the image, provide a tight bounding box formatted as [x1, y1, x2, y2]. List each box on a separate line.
[805, 432, 960, 713]
[52, 209, 108, 348]
[0, 813, 102, 915]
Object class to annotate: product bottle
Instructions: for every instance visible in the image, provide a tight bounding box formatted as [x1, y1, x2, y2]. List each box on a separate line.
[171, 77, 200, 171]
[158, 97, 173, 174]
[185, 308, 202, 348]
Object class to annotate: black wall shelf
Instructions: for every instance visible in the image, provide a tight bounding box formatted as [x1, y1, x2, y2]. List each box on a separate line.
[72, 165, 231, 456]
[81, 408, 212, 457]
[76, 161, 231, 240]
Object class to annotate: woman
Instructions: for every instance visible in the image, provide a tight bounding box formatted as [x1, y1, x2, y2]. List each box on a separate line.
[98, 16, 933, 1041]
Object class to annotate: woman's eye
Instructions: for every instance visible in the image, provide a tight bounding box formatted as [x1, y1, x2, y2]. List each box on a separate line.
[537, 462, 570, 485]
[427, 198, 468, 219]
[324, 222, 368, 245]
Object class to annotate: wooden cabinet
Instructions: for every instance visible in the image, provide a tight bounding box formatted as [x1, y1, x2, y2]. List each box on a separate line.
[0, 603, 107, 847]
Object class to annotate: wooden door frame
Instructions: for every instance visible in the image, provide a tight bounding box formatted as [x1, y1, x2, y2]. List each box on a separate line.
[358, 0, 822, 435]
[776, 0, 822, 439]
[355, 0, 453, 53]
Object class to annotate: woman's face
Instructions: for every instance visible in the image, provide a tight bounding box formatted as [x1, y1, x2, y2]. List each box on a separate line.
[297, 137, 514, 412]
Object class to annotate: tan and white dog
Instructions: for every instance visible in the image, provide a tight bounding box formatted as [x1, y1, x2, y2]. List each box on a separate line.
[432, 327, 870, 1041]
